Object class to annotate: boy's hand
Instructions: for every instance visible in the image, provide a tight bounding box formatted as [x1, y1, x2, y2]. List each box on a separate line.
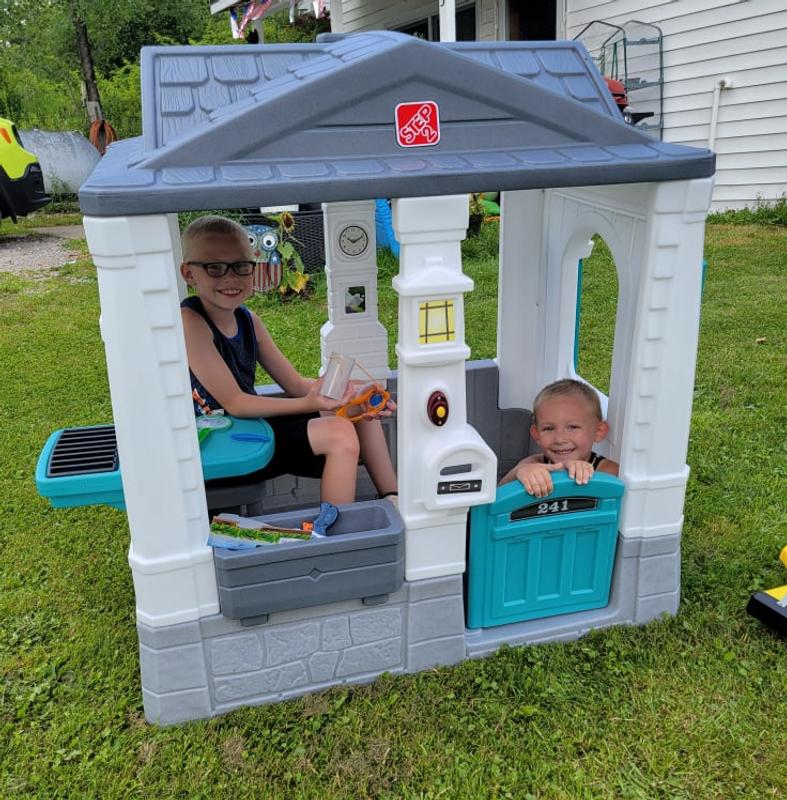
[306, 377, 349, 413]
[564, 460, 594, 486]
[348, 381, 396, 421]
[361, 382, 396, 420]
[515, 461, 564, 498]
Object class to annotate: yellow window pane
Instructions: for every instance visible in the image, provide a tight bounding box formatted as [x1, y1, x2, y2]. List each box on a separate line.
[419, 299, 455, 344]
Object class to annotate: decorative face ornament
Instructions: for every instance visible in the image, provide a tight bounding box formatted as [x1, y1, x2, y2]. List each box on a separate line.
[245, 224, 283, 293]
[246, 224, 280, 262]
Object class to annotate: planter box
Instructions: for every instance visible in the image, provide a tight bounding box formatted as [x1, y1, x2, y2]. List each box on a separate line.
[213, 500, 404, 624]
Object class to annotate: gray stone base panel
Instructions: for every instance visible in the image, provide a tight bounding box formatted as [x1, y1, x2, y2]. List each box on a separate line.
[139, 575, 465, 725]
[138, 533, 680, 725]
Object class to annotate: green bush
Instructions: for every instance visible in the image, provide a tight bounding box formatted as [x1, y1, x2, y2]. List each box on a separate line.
[0, 65, 86, 132]
[263, 9, 331, 42]
[0, 70, 23, 120]
[708, 194, 786, 226]
[97, 62, 142, 138]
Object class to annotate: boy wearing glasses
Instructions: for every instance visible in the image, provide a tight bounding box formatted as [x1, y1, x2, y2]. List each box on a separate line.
[180, 215, 397, 506]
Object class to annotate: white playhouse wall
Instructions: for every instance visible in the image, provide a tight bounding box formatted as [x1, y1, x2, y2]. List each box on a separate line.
[496, 177, 713, 542]
[83, 213, 220, 628]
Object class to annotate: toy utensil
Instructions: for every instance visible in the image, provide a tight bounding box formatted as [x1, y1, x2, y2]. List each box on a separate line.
[311, 502, 339, 536]
[337, 385, 391, 423]
[230, 432, 271, 443]
[198, 428, 212, 446]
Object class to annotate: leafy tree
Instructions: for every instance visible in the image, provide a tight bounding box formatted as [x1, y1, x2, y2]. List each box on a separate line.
[0, 2, 330, 134]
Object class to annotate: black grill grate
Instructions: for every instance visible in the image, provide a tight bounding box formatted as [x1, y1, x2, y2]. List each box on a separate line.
[47, 426, 118, 477]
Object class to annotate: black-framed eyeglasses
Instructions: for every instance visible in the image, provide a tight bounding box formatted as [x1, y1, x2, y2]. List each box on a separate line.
[186, 260, 255, 277]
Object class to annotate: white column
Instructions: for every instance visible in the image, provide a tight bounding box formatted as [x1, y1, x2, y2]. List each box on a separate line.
[393, 196, 496, 580]
[320, 201, 390, 384]
[84, 214, 218, 627]
[329, 0, 344, 33]
[617, 177, 714, 539]
[496, 189, 546, 409]
[438, 0, 457, 42]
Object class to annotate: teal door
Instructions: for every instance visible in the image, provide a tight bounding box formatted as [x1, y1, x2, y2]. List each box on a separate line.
[467, 472, 624, 629]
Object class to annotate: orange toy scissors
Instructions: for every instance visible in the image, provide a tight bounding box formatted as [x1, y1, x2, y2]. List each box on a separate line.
[336, 384, 391, 423]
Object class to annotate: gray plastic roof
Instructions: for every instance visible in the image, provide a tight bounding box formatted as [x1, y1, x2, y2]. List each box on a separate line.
[79, 31, 715, 216]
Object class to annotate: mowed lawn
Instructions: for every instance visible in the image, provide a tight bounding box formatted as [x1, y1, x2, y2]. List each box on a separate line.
[0, 220, 784, 799]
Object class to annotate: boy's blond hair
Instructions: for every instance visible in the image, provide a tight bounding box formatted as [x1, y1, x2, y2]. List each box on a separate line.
[533, 379, 603, 422]
[181, 215, 252, 262]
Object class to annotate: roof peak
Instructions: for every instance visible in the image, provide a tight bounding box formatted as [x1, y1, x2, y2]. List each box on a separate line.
[81, 36, 713, 216]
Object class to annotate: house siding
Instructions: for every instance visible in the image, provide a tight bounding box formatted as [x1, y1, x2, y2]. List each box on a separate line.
[340, 0, 434, 32]
[339, 0, 479, 36]
[564, 0, 787, 209]
[477, 0, 498, 40]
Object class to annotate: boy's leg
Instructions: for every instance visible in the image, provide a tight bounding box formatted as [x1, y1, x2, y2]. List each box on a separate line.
[307, 416, 360, 505]
[356, 419, 397, 497]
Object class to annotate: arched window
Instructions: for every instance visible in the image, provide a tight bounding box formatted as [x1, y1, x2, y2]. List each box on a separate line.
[575, 235, 619, 396]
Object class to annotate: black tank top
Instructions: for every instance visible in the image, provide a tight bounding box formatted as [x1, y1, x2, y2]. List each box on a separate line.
[542, 452, 606, 468]
[181, 296, 258, 414]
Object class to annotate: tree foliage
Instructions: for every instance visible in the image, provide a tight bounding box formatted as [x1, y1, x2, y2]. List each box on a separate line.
[0, 1, 328, 137]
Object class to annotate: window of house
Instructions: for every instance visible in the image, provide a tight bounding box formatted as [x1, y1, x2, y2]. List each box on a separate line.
[396, 4, 476, 42]
[508, 1, 556, 40]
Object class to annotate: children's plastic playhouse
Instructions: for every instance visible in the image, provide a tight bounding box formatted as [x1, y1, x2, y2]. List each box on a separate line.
[36, 32, 715, 725]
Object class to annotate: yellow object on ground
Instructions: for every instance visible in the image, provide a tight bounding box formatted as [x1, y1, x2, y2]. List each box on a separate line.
[764, 585, 787, 602]
[0, 117, 50, 222]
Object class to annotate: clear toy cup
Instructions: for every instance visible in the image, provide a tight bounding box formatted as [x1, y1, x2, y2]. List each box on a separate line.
[321, 353, 355, 399]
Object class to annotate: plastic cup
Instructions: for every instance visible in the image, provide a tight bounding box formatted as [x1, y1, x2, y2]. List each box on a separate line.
[321, 353, 355, 399]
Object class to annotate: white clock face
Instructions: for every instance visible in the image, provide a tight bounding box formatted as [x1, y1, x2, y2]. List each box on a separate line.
[338, 224, 369, 257]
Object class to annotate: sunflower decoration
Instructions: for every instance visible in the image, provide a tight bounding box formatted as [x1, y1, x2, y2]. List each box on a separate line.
[279, 210, 296, 235]
[269, 211, 311, 298]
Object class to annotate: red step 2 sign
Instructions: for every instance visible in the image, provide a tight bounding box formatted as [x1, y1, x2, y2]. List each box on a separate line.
[395, 101, 440, 148]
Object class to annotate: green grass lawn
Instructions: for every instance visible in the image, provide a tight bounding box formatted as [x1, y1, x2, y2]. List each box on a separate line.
[0, 221, 785, 799]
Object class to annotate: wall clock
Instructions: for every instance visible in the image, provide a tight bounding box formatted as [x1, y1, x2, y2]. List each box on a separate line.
[338, 224, 369, 257]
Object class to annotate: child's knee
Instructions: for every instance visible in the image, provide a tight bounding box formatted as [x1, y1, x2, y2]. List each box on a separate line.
[330, 418, 360, 459]
[312, 416, 360, 459]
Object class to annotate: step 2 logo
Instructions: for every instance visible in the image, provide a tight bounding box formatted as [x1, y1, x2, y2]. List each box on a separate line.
[395, 101, 440, 148]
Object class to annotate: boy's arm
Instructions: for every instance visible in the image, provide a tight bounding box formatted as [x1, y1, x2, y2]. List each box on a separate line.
[182, 309, 342, 418]
[597, 458, 620, 476]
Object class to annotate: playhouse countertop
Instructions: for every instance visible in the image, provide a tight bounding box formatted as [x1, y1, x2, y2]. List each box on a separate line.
[35, 416, 274, 510]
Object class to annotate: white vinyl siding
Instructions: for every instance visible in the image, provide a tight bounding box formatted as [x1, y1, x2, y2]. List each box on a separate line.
[477, 0, 500, 41]
[340, 0, 440, 33]
[565, 0, 787, 209]
[339, 0, 478, 36]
